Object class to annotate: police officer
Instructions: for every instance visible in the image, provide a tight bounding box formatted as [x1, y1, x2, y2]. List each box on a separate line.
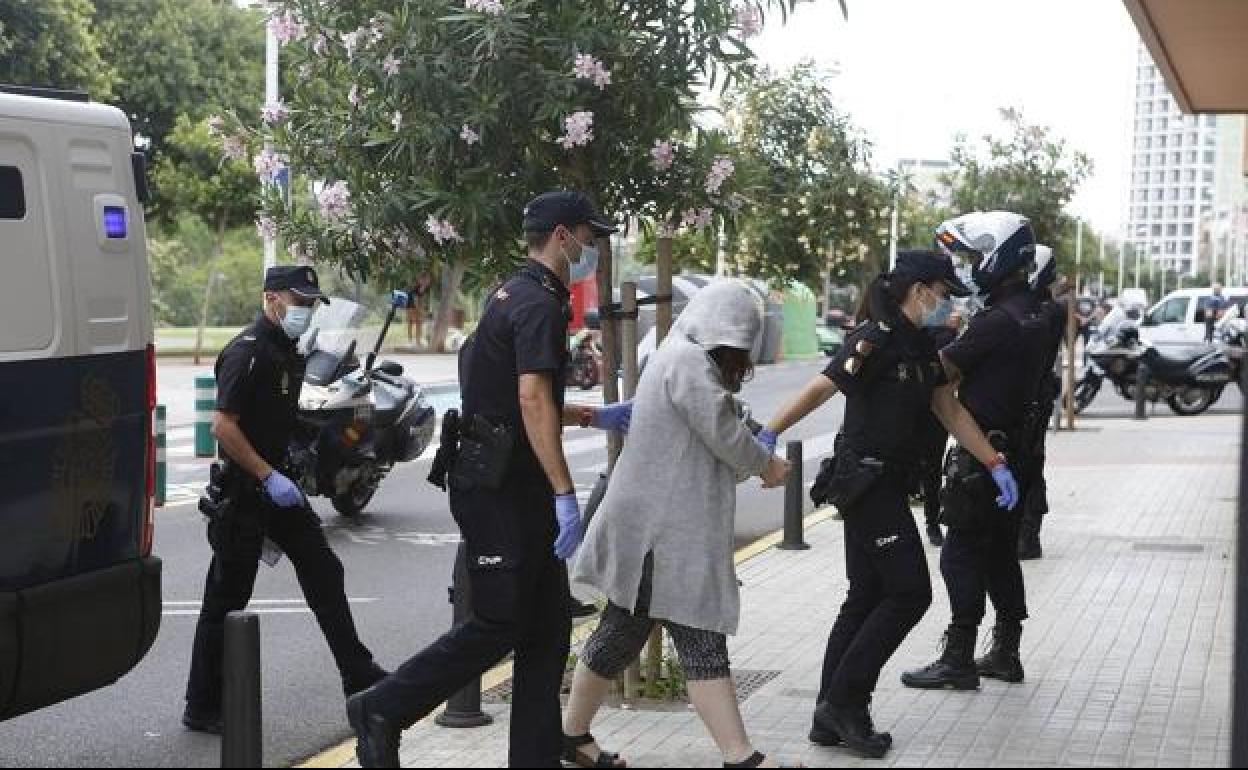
[184, 266, 386, 734]
[1018, 246, 1067, 560]
[902, 211, 1047, 692]
[761, 251, 1019, 759]
[347, 192, 631, 769]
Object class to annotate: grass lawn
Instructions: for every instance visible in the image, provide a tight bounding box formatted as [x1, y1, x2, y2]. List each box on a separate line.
[155, 325, 408, 357]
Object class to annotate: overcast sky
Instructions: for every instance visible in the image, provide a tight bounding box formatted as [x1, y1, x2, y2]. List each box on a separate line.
[752, 0, 1142, 236]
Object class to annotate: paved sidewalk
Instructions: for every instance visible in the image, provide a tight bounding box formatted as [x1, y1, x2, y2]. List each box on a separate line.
[320, 413, 1239, 768]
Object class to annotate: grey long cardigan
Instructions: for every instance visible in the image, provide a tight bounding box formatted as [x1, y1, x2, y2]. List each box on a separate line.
[572, 281, 772, 635]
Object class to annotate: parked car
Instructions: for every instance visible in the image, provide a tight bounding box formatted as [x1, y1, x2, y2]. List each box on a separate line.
[1139, 287, 1248, 349]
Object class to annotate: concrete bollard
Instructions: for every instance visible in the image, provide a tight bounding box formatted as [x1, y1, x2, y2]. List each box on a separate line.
[778, 441, 810, 551]
[222, 612, 262, 769]
[196, 376, 217, 458]
[155, 404, 167, 507]
[436, 544, 493, 729]
[1134, 364, 1149, 421]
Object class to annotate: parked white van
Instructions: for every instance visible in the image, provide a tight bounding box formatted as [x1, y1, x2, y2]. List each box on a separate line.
[1139, 287, 1248, 348]
[0, 86, 160, 720]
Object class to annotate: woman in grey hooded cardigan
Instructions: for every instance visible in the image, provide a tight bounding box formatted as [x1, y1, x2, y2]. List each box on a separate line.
[562, 281, 793, 770]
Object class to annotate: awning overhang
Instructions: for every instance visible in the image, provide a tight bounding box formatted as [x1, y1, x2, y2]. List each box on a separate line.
[1124, 0, 1248, 114]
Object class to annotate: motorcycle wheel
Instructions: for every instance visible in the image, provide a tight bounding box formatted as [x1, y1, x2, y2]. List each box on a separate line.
[1166, 386, 1216, 416]
[1073, 377, 1100, 414]
[578, 361, 599, 391]
[332, 478, 380, 518]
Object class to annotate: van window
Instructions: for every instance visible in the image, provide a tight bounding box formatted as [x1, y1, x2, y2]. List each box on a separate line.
[0, 166, 25, 219]
[1147, 297, 1189, 326]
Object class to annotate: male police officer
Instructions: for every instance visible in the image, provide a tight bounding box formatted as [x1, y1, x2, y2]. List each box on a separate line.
[1017, 246, 1067, 560]
[184, 267, 386, 734]
[347, 192, 631, 768]
[902, 211, 1047, 691]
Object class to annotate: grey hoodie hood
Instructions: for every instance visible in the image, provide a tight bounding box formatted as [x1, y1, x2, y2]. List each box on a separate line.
[673, 279, 763, 352]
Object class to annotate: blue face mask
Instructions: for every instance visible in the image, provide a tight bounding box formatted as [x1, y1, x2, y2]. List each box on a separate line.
[563, 230, 600, 285]
[920, 287, 954, 329]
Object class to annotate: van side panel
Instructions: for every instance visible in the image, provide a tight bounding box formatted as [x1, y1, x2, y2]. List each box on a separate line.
[0, 130, 59, 354]
[0, 351, 146, 590]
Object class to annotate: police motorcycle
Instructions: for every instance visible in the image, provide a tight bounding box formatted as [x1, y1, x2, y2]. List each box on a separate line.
[1073, 305, 1232, 416]
[1214, 304, 1247, 389]
[289, 291, 437, 517]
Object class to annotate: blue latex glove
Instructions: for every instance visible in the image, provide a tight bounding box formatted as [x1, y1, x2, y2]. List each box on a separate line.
[991, 464, 1020, 511]
[593, 401, 633, 434]
[758, 428, 780, 454]
[554, 493, 584, 561]
[262, 470, 305, 509]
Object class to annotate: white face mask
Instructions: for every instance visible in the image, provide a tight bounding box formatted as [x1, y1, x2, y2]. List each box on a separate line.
[280, 304, 315, 340]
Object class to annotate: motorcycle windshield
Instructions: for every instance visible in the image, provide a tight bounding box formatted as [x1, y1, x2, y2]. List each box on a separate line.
[300, 298, 370, 357]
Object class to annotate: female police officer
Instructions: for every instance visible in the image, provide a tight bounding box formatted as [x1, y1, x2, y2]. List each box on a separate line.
[759, 251, 1020, 759]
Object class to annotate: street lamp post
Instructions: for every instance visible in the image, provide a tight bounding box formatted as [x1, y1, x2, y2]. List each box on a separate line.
[263, 10, 279, 275]
[1075, 217, 1083, 295]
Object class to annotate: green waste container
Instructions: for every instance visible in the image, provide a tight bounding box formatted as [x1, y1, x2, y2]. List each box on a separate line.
[782, 282, 821, 360]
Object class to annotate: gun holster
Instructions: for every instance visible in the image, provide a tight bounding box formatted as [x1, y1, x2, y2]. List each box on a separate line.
[428, 409, 463, 491]
[199, 462, 238, 557]
[941, 431, 1014, 530]
[810, 434, 886, 512]
[448, 414, 516, 492]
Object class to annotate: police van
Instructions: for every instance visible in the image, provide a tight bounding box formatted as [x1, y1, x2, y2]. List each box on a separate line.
[0, 86, 161, 720]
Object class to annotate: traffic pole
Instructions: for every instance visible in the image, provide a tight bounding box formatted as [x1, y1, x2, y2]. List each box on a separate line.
[436, 544, 493, 729]
[196, 376, 217, 458]
[155, 404, 167, 507]
[778, 441, 810, 551]
[222, 612, 262, 769]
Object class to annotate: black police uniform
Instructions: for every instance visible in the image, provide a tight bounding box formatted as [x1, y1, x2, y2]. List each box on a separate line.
[813, 306, 943, 734]
[910, 282, 1050, 687]
[186, 304, 381, 721]
[361, 260, 573, 768]
[1017, 294, 1067, 559]
[916, 325, 958, 542]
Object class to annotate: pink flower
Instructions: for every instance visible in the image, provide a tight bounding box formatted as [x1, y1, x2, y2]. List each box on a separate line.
[658, 222, 678, 239]
[313, 32, 332, 57]
[349, 84, 364, 108]
[557, 111, 594, 149]
[268, 11, 306, 46]
[261, 101, 290, 126]
[318, 181, 351, 221]
[256, 215, 279, 241]
[573, 53, 612, 90]
[460, 125, 481, 145]
[341, 29, 366, 59]
[253, 148, 287, 182]
[464, 0, 504, 14]
[651, 140, 675, 172]
[383, 54, 402, 77]
[705, 156, 735, 195]
[426, 216, 464, 246]
[734, 5, 764, 38]
[222, 135, 248, 162]
[289, 240, 315, 265]
[683, 207, 714, 231]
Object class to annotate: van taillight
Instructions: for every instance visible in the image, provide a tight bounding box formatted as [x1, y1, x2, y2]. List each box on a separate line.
[142, 343, 156, 557]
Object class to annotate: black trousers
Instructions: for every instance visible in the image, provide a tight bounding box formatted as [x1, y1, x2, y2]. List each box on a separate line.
[365, 477, 571, 768]
[941, 494, 1029, 629]
[818, 481, 932, 707]
[186, 493, 375, 712]
[920, 456, 944, 529]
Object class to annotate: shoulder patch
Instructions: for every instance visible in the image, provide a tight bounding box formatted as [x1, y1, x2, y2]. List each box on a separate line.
[495, 288, 511, 302]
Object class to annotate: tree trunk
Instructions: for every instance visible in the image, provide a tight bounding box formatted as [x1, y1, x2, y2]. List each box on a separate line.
[430, 260, 467, 354]
[194, 213, 228, 365]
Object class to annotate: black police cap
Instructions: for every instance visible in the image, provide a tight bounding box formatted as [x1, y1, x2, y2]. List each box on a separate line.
[523, 191, 618, 237]
[264, 265, 330, 304]
[894, 249, 971, 297]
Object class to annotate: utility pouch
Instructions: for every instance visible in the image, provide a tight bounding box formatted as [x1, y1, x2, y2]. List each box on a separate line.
[428, 409, 463, 491]
[449, 414, 515, 492]
[199, 462, 237, 553]
[941, 447, 994, 529]
[811, 435, 886, 511]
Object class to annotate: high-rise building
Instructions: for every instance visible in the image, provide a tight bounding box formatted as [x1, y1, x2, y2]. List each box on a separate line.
[1126, 43, 1248, 281]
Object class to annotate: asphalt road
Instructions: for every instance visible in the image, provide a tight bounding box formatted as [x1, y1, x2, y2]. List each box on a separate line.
[4, 352, 1237, 768]
[0, 358, 842, 768]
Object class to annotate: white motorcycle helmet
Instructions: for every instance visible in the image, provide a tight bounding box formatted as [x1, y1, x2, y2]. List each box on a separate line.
[1029, 245, 1057, 292]
[935, 211, 1037, 295]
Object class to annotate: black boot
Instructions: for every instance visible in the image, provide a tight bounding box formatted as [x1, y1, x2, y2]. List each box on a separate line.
[1018, 516, 1044, 560]
[347, 692, 401, 768]
[811, 702, 890, 759]
[181, 703, 222, 735]
[901, 626, 981, 691]
[810, 697, 893, 749]
[343, 661, 390, 698]
[976, 622, 1025, 684]
[926, 523, 945, 547]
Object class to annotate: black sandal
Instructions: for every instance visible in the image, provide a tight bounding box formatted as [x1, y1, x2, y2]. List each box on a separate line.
[562, 733, 627, 768]
[725, 752, 766, 769]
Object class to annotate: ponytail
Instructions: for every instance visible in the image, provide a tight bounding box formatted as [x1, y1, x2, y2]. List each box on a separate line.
[856, 273, 919, 324]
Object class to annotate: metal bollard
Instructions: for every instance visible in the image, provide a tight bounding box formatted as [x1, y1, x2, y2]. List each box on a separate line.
[222, 612, 262, 769]
[436, 543, 494, 729]
[196, 376, 217, 457]
[155, 404, 167, 507]
[778, 441, 810, 551]
[1134, 364, 1149, 421]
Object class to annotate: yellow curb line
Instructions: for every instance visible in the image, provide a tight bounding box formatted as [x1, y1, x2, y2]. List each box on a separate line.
[296, 507, 837, 768]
